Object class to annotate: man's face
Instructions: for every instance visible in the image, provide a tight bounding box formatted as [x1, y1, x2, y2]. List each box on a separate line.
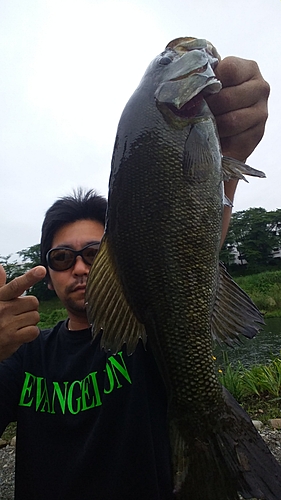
[48, 219, 104, 317]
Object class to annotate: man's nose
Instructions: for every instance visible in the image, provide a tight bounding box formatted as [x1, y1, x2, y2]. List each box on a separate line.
[72, 255, 90, 275]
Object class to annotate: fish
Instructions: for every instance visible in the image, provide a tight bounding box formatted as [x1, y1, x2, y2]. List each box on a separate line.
[86, 37, 281, 499]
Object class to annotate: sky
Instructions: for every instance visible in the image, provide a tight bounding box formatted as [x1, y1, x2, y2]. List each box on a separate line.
[1, 0, 281, 259]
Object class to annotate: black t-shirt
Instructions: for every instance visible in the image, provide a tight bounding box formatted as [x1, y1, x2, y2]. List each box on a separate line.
[0, 320, 173, 499]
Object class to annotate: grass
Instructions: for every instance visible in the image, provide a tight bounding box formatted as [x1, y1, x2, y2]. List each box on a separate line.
[38, 297, 67, 329]
[217, 354, 281, 422]
[241, 394, 281, 423]
[38, 296, 63, 313]
[235, 270, 281, 317]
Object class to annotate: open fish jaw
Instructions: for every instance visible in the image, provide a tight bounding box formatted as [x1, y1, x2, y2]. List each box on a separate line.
[155, 38, 222, 110]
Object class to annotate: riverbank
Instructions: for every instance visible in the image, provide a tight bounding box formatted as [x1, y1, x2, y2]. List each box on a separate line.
[234, 269, 281, 318]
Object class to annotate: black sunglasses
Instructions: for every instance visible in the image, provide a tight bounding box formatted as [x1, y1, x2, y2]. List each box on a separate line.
[46, 242, 101, 271]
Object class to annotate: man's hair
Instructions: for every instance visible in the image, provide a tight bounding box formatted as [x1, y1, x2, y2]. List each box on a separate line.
[40, 188, 107, 272]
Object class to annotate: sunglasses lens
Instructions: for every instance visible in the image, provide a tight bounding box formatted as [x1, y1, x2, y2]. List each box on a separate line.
[82, 245, 99, 265]
[47, 242, 101, 271]
[48, 249, 74, 271]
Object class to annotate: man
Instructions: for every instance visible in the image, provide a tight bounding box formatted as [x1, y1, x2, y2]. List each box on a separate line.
[0, 57, 270, 499]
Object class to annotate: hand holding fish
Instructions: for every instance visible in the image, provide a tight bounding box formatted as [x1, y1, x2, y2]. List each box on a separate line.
[0, 265, 45, 361]
[207, 56, 270, 244]
[206, 56, 270, 161]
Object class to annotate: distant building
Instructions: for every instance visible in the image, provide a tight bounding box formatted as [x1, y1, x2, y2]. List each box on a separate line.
[272, 247, 281, 259]
[226, 244, 281, 265]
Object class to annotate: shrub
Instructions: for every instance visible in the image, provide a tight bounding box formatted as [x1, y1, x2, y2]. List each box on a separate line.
[38, 308, 67, 329]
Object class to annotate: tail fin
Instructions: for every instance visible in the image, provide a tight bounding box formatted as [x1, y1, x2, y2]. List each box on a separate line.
[171, 388, 281, 500]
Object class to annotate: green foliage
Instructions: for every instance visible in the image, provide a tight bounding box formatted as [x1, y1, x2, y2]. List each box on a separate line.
[235, 271, 281, 314]
[18, 244, 41, 267]
[0, 254, 24, 281]
[241, 394, 281, 422]
[220, 207, 281, 271]
[39, 296, 64, 313]
[0, 244, 42, 280]
[38, 297, 67, 329]
[242, 365, 265, 396]
[259, 360, 281, 397]
[218, 355, 281, 405]
[218, 356, 247, 401]
[39, 308, 67, 329]
[215, 353, 281, 419]
[27, 279, 56, 301]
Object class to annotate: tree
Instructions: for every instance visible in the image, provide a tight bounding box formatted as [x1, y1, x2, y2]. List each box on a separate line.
[0, 254, 24, 281]
[220, 208, 281, 272]
[18, 244, 41, 269]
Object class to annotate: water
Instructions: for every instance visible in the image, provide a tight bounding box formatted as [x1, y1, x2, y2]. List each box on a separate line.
[214, 317, 281, 369]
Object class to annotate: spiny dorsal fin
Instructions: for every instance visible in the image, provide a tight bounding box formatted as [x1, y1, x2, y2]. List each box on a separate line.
[211, 262, 264, 346]
[85, 236, 146, 355]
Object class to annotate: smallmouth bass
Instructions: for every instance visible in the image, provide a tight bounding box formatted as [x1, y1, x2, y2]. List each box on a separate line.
[86, 37, 281, 499]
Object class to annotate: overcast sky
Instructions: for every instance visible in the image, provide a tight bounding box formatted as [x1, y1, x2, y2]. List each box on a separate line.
[1, 0, 281, 259]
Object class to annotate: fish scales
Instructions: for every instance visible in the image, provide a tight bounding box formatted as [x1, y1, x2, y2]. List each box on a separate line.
[86, 37, 281, 499]
[110, 118, 223, 420]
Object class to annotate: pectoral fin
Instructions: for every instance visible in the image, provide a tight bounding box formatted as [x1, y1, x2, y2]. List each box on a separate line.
[222, 157, 266, 182]
[183, 124, 215, 181]
[85, 236, 146, 355]
[211, 262, 264, 346]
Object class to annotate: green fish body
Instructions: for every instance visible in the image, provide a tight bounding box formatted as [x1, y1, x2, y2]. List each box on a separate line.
[86, 38, 281, 499]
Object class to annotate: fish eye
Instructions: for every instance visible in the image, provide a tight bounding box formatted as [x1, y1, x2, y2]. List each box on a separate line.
[159, 56, 172, 65]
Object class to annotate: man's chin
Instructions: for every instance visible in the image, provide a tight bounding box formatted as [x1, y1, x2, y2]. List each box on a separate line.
[65, 299, 87, 315]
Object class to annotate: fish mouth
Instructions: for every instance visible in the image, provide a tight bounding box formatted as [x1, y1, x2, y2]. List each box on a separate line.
[166, 93, 204, 118]
[154, 38, 222, 120]
[169, 64, 208, 82]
